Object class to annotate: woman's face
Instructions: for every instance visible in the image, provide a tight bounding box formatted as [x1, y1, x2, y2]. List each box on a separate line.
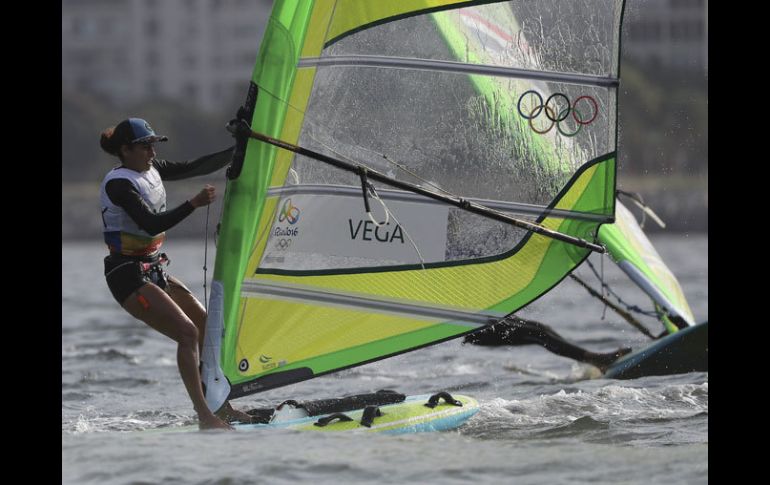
[121, 143, 156, 171]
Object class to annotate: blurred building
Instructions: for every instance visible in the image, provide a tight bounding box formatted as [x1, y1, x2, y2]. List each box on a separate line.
[623, 0, 708, 74]
[62, 0, 707, 112]
[62, 0, 272, 112]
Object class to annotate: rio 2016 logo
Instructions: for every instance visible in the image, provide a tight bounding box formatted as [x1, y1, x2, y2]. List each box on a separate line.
[278, 198, 300, 225]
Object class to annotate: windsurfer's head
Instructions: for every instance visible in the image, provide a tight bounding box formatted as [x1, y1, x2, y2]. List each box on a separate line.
[100, 118, 168, 161]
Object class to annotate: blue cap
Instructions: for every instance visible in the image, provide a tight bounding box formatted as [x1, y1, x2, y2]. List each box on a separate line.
[114, 118, 169, 145]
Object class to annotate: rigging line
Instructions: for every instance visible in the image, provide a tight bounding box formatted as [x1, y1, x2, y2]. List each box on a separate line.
[617, 189, 666, 229]
[229, 121, 605, 254]
[364, 179, 391, 228]
[254, 82, 458, 198]
[370, 185, 427, 270]
[288, 167, 300, 185]
[600, 250, 607, 320]
[214, 176, 230, 249]
[569, 274, 656, 340]
[584, 258, 660, 318]
[203, 204, 210, 313]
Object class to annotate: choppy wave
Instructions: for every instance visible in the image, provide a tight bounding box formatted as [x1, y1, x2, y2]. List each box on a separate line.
[462, 381, 708, 444]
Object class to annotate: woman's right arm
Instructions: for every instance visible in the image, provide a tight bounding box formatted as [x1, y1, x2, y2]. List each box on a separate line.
[105, 179, 208, 236]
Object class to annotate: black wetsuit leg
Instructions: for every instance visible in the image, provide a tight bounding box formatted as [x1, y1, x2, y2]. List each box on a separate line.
[464, 316, 631, 370]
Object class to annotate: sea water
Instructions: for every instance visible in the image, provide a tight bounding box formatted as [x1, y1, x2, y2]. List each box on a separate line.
[62, 234, 707, 484]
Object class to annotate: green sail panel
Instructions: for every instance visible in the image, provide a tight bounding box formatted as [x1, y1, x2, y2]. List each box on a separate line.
[598, 201, 696, 333]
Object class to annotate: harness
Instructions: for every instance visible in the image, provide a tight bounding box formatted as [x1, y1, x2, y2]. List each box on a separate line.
[138, 253, 170, 289]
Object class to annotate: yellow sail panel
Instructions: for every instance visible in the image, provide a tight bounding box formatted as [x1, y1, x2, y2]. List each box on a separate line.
[233, 296, 470, 383]
[269, 67, 318, 188]
[300, 1, 336, 57]
[245, 197, 280, 274]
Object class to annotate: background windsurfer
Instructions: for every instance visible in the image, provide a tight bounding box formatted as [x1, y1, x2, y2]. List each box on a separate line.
[464, 315, 631, 372]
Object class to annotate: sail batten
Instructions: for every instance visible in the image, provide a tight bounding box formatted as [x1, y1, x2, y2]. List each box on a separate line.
[242, 279, 501, 325]
[266, 184, 612, 222]
[298, 55, 619, 87]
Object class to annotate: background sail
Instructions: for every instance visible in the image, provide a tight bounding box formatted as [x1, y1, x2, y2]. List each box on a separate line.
[206, 0, 625, 401]
[598, 201, 696, 332]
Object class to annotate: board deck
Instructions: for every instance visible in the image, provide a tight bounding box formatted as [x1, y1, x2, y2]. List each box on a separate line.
[153, 393, 479, 434]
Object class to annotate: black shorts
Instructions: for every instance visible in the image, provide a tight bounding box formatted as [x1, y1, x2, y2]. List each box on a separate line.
[104, 254, 169, 305]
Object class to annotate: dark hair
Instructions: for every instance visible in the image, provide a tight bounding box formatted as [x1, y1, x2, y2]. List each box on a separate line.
[100, 127, 122, 157]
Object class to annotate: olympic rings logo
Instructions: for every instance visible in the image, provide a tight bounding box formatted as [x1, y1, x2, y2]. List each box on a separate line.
[517, 91, 599, 137]
[278, 198, 300, 225]
[275, 238, 292, 250]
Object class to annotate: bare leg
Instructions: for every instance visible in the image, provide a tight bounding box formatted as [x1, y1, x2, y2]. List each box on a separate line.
[165, 277, 206, 353]
[122, 283, 232, 430]
[166, 277, 253, 424]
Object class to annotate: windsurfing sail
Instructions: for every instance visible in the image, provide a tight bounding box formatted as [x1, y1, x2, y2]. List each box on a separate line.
[203, 0, 626, 410]
[597, 200, 696, 333]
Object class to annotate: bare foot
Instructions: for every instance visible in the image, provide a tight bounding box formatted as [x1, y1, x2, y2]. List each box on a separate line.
[198, 413, 234, 430]
[216, 401, 254, 424]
